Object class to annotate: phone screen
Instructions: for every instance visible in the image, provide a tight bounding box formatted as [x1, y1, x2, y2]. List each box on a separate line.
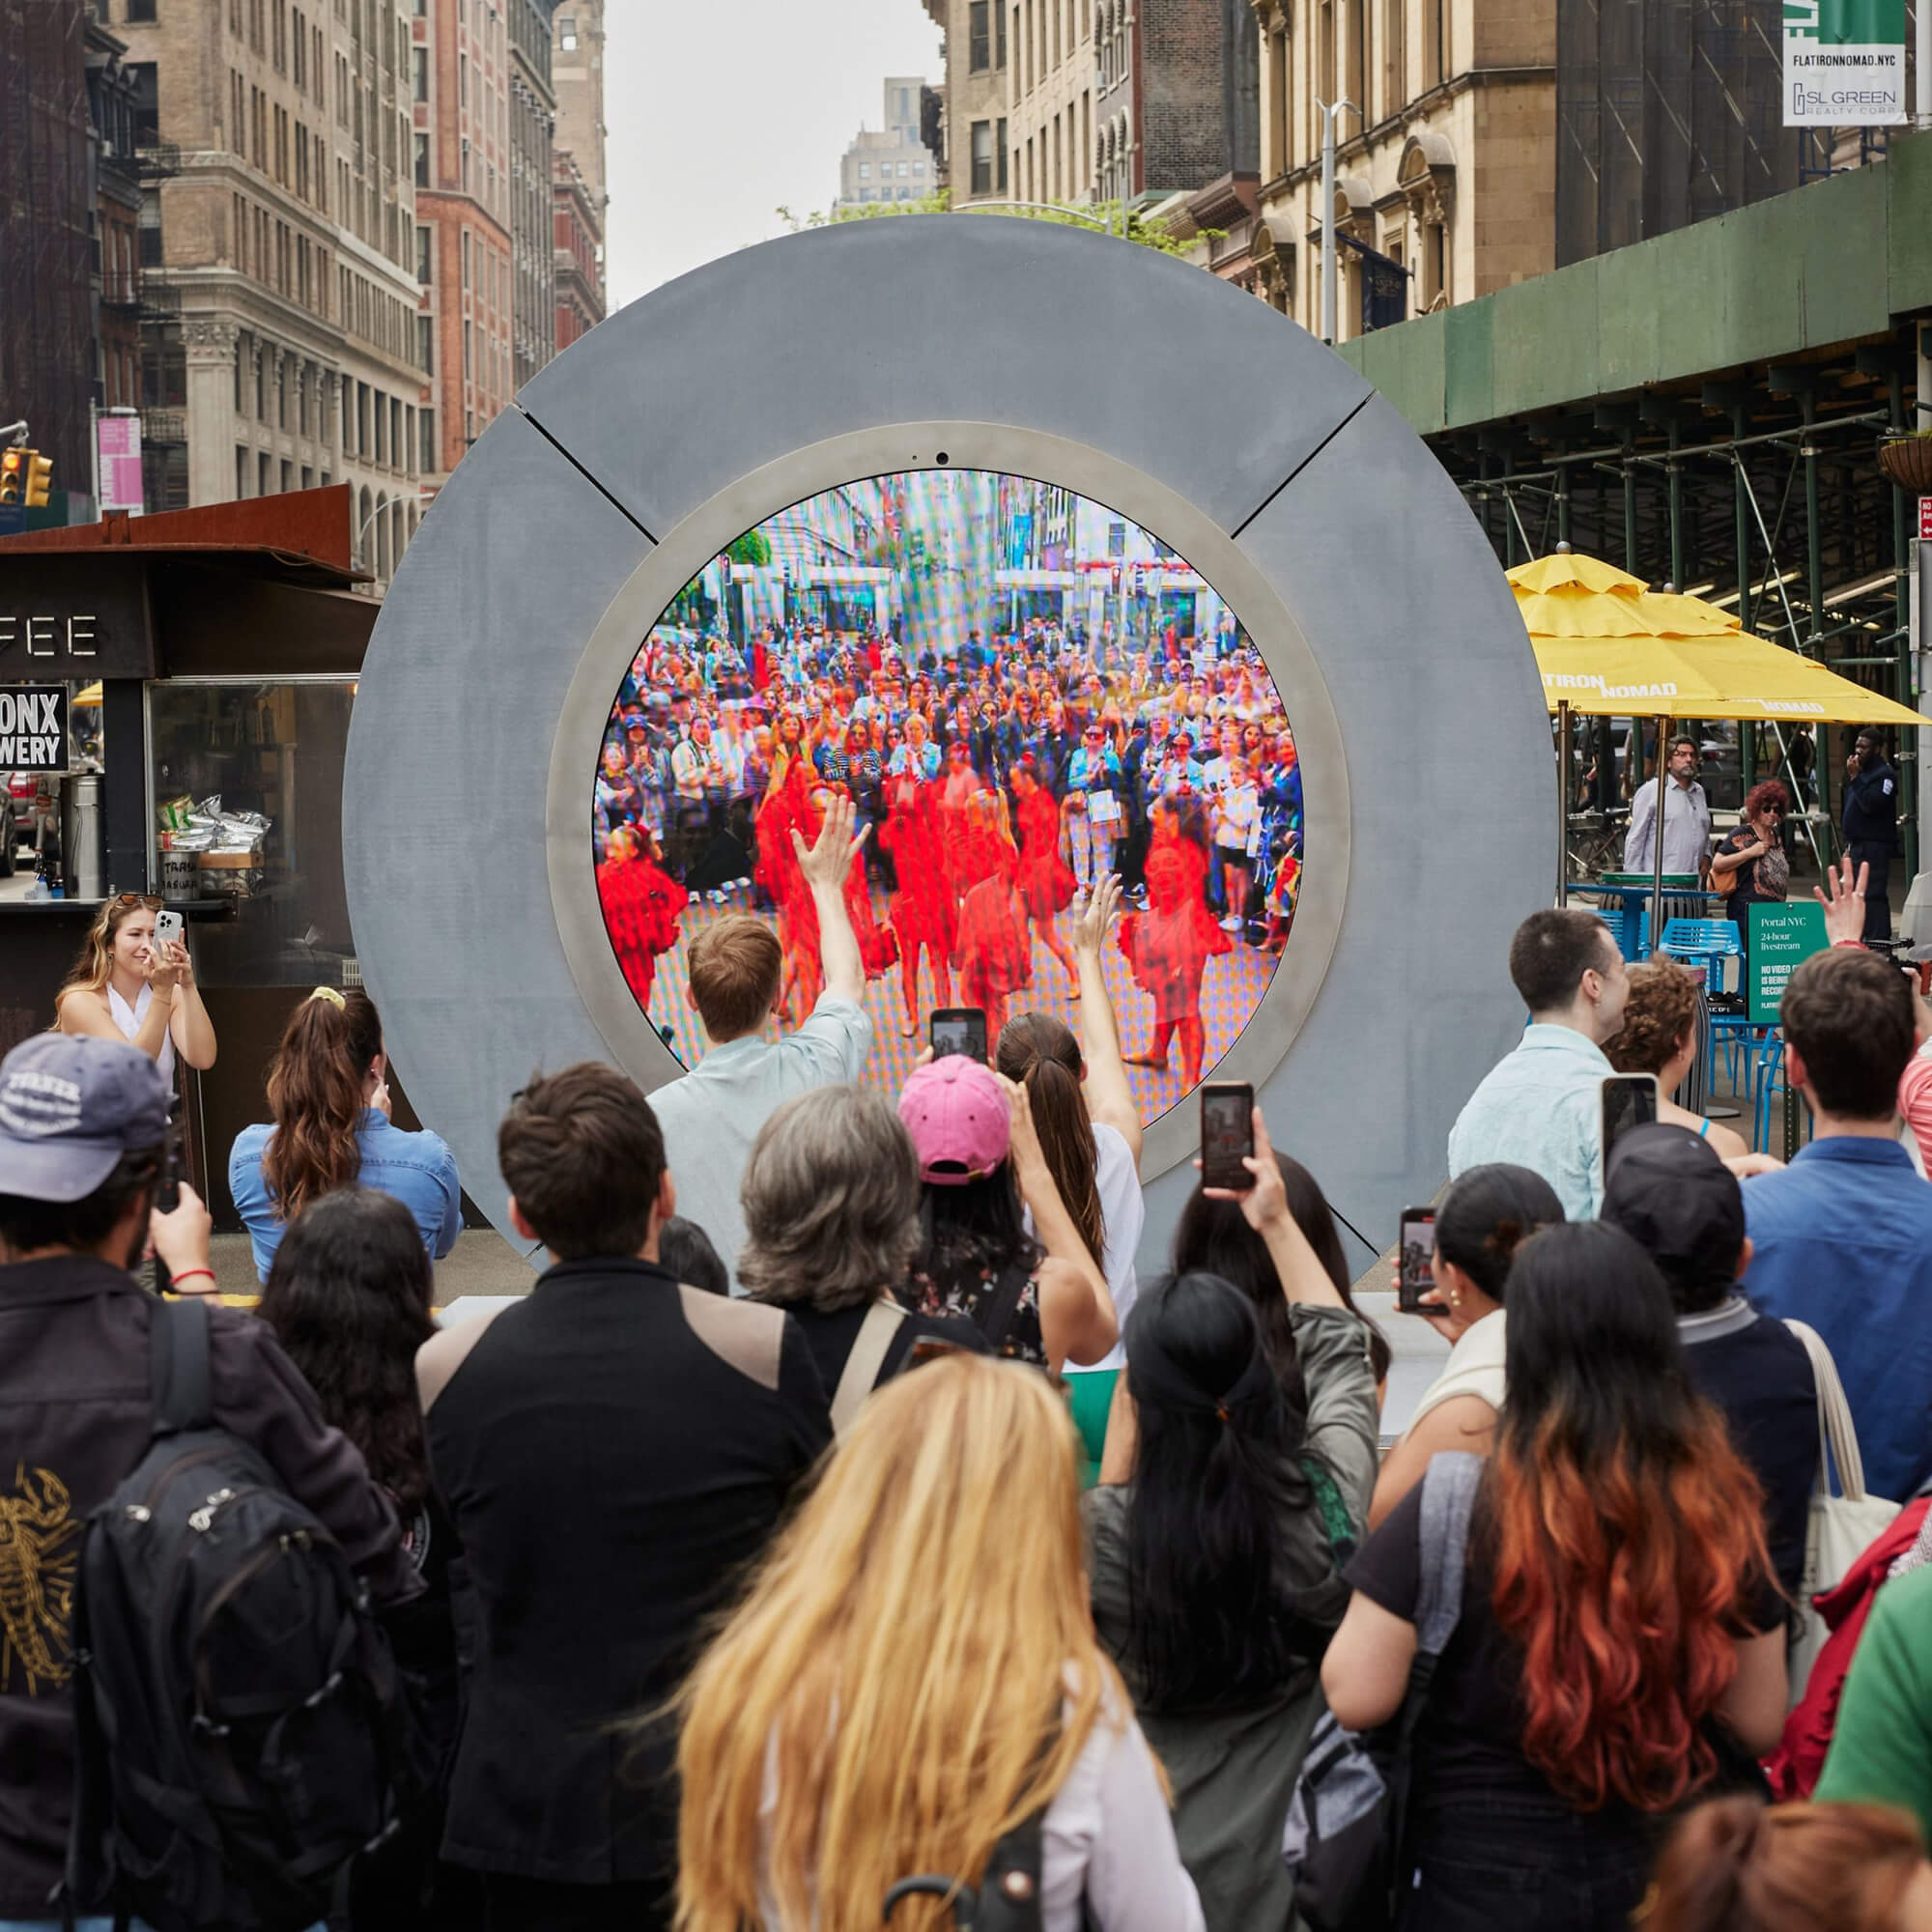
[1200, 1084, 1255, 1190]
[1600, 1074, 1660, 1174]
[1397, 1209, 1436, 1315]
[929, 1009, 987, 1064]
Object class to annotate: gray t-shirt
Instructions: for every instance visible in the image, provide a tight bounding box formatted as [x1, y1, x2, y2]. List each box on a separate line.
[648, 994, 872, 1292]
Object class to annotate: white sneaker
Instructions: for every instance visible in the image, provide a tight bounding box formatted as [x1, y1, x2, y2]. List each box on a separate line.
[1219, 914, 1242, 930]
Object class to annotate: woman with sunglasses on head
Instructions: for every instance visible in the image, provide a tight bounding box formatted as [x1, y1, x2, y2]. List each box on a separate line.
[54, 893, 216, 1081]
[1711, 779, 1792, 960]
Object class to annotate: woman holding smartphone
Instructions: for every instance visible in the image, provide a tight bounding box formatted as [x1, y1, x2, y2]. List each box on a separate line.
[54, 893, 216, 1080]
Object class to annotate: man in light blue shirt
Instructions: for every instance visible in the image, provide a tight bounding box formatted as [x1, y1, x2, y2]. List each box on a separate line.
[649, 795, 873, 1291]
[1448, 907, 1631, 1221]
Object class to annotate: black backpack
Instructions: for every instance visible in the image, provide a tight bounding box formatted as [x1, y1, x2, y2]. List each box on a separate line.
[63, 1298, 432, 1932]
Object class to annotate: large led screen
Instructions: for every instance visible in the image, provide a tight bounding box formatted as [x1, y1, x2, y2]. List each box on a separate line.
[590, 469, 1305, 1122]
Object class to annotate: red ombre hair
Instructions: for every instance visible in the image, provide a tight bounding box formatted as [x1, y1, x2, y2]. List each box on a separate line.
[1485, 1222, 1776, 1814]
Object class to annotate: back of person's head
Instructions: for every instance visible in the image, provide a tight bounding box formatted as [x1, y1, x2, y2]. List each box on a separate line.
[1434, 1163, 1564, 1303]
[498, 1062, 666, 1261]
[1644, 1796, 1927, 1932]
[0, 1034, 169, 1260]
[1605, 958, 1700, 1077]
[686, 914, 782, 1041]
[657, 1216, 728, 1297]
[258, 1187, 436, 1512]
[996, 1011, 1103, 1266]
[1490, 1221, 1771, 1814]
[674, 1355, 1118, 1932]
[900, 1058, 1037, 1280]
[1121, 1272, 1344, 1712]
[1508, 907, 1615, 1015]
[1601, 1123, 1746, 1315]
[1170, 1153, 1390, 1385]
[263, 987, 384, 1223]
[738, 1085, 920, 1313]
[1781, 949, 1916, 1122]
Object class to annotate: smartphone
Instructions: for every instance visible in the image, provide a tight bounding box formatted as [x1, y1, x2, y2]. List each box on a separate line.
[929, 1007, 987, 1064]
[152, 908, 184, 954]
[152, 1134, 182, 1296]
[1200, 1082, 1256, 1191]
[1600, 1072, 1661, 1177]
[1397, 1207, 1437, 1316]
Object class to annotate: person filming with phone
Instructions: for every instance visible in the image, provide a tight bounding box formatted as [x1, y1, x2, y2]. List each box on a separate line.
[53, 895, 216, 1084]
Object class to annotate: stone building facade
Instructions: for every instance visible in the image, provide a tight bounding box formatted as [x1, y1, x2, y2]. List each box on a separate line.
[106, 0, 424, 582]
[831, 77, 938, 213]
[1006, 0, 1095, 209]
[413, 0, 514, 493]
[506, 0, 555, 390]
[923, 0, 1009, 201]
[552, 0, 605, 327]
[1247, 0, 1554, 339]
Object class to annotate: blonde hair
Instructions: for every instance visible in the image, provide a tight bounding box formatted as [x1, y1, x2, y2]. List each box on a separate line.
[674, 1355, 1122, 1932]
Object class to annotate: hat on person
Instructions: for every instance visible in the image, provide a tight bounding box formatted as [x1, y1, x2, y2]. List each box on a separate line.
[0, 1034, 170, 1204]
[1600, 1122, 1746, 1300]
[897, 1057, 1010, 1185]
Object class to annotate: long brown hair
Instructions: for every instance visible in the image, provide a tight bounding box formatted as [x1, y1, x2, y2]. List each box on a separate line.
[674, 1356, 1122, 1932]
[57, 895, 153, 1003]
[1642, 1797, 1925, 1931]
[997, 1010, 1105, 1266]
[1489, 1224, 1774, 1814]
[262, 989, 384, 1223]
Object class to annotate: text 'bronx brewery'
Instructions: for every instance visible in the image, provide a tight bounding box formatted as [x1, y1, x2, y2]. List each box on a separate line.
[0, 686, 70, 770]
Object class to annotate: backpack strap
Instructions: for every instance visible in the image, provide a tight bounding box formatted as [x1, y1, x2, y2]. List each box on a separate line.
[976, 1260, 1037, 1357]
[831, 1299, 908, 1438]
[1410, 1451, 1483, 1660]
[151, 1295, 214, 1436]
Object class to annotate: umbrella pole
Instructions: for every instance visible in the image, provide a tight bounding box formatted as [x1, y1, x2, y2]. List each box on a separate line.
[1651, 714, 1668, 959]
[1556, 699, 1570, 907]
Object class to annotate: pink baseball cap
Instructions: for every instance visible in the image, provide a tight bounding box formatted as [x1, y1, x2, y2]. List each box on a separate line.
[897, 1057, 1010, 1185]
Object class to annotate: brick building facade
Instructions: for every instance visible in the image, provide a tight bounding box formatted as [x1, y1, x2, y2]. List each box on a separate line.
[1096, 0, 1256, 208]
[552, 0, 605, 328]
[554, 150, 598, 349]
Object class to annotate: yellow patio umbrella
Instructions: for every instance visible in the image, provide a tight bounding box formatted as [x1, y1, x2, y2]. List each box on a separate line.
[1508, 552, 1922, 917]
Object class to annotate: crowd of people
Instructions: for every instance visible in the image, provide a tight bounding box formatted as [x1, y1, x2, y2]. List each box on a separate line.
[593, 614, 1305, 1080]
[9, 810, 1932, 1932]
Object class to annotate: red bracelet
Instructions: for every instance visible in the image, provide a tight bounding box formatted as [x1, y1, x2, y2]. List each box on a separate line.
[167, 1267, 216, 1290]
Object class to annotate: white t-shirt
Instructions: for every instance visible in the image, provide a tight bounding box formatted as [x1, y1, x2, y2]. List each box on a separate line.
[1040, 1120, 1143, 1377]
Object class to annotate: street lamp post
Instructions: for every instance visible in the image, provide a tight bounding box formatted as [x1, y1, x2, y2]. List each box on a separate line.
[1317, 99, 1360, 346]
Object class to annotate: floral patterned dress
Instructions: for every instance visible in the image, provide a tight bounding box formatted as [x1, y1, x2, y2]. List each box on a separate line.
[900, 1257, 1046, 1366]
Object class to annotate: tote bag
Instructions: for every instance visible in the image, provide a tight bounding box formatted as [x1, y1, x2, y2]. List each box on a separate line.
[1784, 1319, 1901, 1701]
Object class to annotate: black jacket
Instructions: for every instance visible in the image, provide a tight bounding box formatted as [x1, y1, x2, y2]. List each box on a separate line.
[0, 1257, 414, 1917]
[423, 1259, 831, 1895]
[1843, 756, 1899, 846]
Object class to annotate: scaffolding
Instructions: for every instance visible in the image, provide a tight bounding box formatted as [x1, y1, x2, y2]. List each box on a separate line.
[0, 0, 94, 495]
[1439, 336, 1924, 875]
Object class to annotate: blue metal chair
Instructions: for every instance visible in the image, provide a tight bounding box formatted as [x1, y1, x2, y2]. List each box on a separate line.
[1659, 917, 1744, 995]
[1753, 1036, 1791, 1153]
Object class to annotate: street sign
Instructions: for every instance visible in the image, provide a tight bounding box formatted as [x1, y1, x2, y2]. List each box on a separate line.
[1748, 900, 1831, 1024]
[0, 685, 70, 774]
[1783, 0, 1907, 126]
[1919, 495, 1932, 542]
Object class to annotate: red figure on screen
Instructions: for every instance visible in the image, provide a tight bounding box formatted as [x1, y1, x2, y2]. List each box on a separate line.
[596, 826, 689, 1014]
[1010, 759, 1080, 997]
[1122, 798, 1230, 1089]
[879, 771, 955, 1038]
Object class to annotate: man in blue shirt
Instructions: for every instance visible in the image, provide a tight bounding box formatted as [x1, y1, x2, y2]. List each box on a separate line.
[1744, 896, 1932, 1504]
[1447, 906, 1631, 1221]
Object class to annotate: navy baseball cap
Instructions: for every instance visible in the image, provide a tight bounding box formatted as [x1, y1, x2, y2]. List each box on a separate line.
[1601, 1121, 1746, 1300]
[0, 1035, 170, 1203]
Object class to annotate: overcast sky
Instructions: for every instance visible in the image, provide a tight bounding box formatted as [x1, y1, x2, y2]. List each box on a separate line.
[605, 2, 944, 308]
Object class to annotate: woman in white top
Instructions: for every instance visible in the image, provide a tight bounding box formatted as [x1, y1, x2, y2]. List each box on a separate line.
[673, 1353, 1205, 1932]
[1367, 1162, 1563, 1528]
[998, 872, 1145, 1373]
[53, 893, 216, 1083]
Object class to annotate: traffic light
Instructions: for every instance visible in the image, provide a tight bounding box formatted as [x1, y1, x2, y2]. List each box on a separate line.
[22, 453, 51, 508]
[0, 449, 23, 506]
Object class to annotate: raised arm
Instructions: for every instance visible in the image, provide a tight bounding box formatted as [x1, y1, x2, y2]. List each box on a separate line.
[1002, 1072, 1118, 1369]
[791, 792, 868, 1006]
[163, 942, 217, 1070]
[1199, 1107, 1345, 1312]
[1067, 873, 1142, 1161]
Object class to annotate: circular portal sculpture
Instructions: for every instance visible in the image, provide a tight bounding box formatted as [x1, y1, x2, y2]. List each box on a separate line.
[345, 215, 1549, 1274]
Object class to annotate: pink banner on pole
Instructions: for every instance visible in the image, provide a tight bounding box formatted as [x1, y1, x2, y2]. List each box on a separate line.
[96, 415, 144, 515]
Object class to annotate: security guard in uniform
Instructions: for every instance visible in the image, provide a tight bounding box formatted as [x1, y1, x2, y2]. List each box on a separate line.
[1842, 729, 1899, 944]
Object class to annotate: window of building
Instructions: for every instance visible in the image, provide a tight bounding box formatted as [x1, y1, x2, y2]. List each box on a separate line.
[997, 119, 1009, 191]
[418, 313, 434, 371]
[237, 447, 250, 498]
[259, 452, 272, 496]
[558, 14, 576, 48]
[859, 161, 871, 179]
[413, 131, 428, 185]
[996, 0, 1008, 66]
[970, 120, 992, 196]
[969, 0, 990, 71]
[463, 319, 472, 375]
[420, 408, 436, 470]
[413, 44, 427, 99]
[897, 160, 909, 177]
[416, 222, 432, 282]
[127, 0, 155, 19]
